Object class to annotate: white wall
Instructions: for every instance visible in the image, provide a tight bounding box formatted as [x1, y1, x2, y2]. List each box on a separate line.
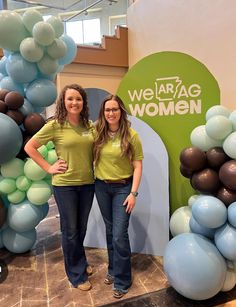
[127, 0, 236, 110]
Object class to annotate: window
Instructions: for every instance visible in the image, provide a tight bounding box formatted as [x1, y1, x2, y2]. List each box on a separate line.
[65, 18, 101, 45]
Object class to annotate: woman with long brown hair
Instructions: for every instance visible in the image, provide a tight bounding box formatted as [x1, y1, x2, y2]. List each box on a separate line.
[94, 94, 143, 299]
[25, 84, 94, 291]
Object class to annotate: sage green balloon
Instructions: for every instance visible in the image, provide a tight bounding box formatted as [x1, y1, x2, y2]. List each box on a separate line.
[47, 38, 67, 59]
[8, 189, 25, 204]
[27, 180, 52, 205]
[1, 158, 24, 179]
[47, 16, 64, 38]
[46, 141, 55, 150]
[38, 145, 48, 158]
[16, 175, 32, 191]
[20, 37, 44, 63]
[37, 54, 58, 75]
[24, 158, 47, 181]
[46, 149, 58, 164]
[0, 178, 16, 194]
[32, 21, 55, 46]
[22, 9, 43, 34]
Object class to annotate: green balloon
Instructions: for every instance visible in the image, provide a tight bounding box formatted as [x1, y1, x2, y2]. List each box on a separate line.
[1, 158, 24, 179]
[46, 141, 55, 150]
[20, 37, 44, 63]
[27, 180, 52, 205]
[8, 189, 25, 204]
[22, 9, 43, 34]
[38, 145, 48, 158]
[47, 16, 64, 38]
[46, 149, 58, 164]
[24, 158, 47, 181]
[37, 54, 58, 75]
[47, 38, 67, 59]
[0, 178, 16, 194]
[16, 175, 32, 191]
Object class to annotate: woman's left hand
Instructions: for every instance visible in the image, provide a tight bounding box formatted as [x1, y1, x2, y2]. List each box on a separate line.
[123, 194, 136, 213]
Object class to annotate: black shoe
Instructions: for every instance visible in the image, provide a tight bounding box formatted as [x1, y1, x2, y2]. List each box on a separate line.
[104, 274, 114, 285]
[113, 289, 126, 299]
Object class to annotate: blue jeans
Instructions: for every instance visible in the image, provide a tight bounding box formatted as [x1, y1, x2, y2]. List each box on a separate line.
[95, 179, 132, 292]
[53, 184, 94, 287]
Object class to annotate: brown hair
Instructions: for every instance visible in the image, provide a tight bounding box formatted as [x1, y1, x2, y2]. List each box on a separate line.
[53, 84, 90, 128]
[94, 95, 133, 164]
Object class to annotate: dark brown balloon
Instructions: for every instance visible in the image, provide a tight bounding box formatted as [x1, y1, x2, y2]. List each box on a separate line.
[0, 196, 7, 228]
[180, 147, 207, 172]
[0, 100, 8, 113]
[216, 186, 236, 207]
[180, 163, 193, 178]
[23, 113, 45, 135]
[5, 91, 24, 110]
[191, 168, 220, 194]
[0, 89, 10, 101]
[206, 147, 230, 169]
[6, 109, 24, 125]
[219, 160, 236, 190]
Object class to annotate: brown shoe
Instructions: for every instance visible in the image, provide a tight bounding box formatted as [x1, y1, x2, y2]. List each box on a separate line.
[77, 280, 92, 291]
[86, 265, 93, 276]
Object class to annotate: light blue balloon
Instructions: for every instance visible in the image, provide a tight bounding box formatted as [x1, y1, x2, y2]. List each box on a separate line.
[189, 215, 216, 239]
[223, 132, 236, 159]
[2, 227, 36, 253]
[0, 56, 7, 75]
[0, 73, 4, 82]
[192, 195, 227, 229]
[190, 125, 222, 151]
[19, 98, 34, 116]
[40, 202, 49, 220]
[58, 34, 77, 65]
[205, 115, 232, 141]
[8, 200, 42, 232]
[6, 53, 38, 84]
[215, 223, 236, 261]
[228, 202, 236, 228]
[0, 76, 24, 96]
[25, 78, 57, 107]
[206, 105, 231, 121]
[0, 113, 23, 164]
[32, 105, 46, 114]
[163, 233, 226, 300]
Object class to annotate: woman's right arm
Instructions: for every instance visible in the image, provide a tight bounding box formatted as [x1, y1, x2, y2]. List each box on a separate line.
[24, 138, 67, 175]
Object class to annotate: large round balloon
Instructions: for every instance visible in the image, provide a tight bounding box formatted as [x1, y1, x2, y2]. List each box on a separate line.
[192, 195, 227, 228]
[0, 113, 23, 164]
[190, 125, 222, 151]
[215, 223, 236, 261]
[206, 147, 230, 170]
[180, 147, 206, 172]
[0, 76, 24, 96]
[46, 38, 67, 59]
[191, 168, 220, 194]
[37, 54, 59, 75]
[205, 105, 231, 121]
[58, 34, 77, 65]
[27, 180, 52, 205]
[1, 158, 24, 179]
[25, 78, 57, 107]
[189, 215, 216, 239]
[22, 9, 43, 34]
[20, 37, 44, 63]
[23, 112, 45, 135]
[164, 233, 226, 300]
[2, 227, 36, 253]
[47, 16, 64, 38]
[205, 115, 232, 140]
[24, 158, 47, 181]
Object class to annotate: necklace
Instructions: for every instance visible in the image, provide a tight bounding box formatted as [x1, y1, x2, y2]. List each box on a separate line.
[108, 128, 119, 138]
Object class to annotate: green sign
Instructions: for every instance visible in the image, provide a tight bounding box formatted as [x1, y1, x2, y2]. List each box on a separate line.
[117, 51, 220, 213]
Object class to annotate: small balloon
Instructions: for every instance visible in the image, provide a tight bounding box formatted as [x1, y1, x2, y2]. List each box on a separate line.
[206, 147, 230, 170]
[191, 168, 220, 194]
[23, 112, 45, 135]
[180, 147, 206, 172]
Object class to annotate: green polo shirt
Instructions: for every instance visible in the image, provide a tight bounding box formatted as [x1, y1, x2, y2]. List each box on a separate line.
[95, 128, 143, 180]
[32, 119, 95, 186]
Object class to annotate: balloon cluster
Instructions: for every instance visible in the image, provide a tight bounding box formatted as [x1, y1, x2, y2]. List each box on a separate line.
[0, 142, 57, 253]
[164, 105, 236, 301]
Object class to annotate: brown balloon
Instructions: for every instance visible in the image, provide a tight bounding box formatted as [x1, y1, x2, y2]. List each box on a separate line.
[180, 147, 207, 172]
[0, 89, 10, 101]
[5, 91, 24, 110]
[191, 168, 220, 194]
[180, 163, 194, 178]
[216, 186, 236, 207]
[206, 147, 230, 170]
[219, 160, 236, 191]
[0, 196, 7, 228]
[6, 109, 24, 125]
[0, 100, 8, 113]
[23, 113, 45, 135]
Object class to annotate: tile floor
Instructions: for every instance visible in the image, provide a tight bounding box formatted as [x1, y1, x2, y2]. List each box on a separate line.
[0, 197, 235, 307]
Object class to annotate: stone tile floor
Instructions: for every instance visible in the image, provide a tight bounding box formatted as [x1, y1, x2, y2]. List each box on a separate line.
[0, 198, 235, 307]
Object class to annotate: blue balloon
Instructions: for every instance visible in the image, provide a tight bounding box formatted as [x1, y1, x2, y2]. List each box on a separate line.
[19, 98, 34, 116]
[0, 76, 24, 96]
[2, 227, 36, 253]
[192, 195, 227, 228]
[0, 56, 7, 75]
[215, 223, 236, 261]
[189, 215, 216, 239]
[58, 34, 77, 65]
[8, 200, 43, 232]
[25, 78, 57, 107]
[40, 202, 49, 220]
[0, 113, 23, 164]
[164, 233, 226, 300]
[6, 53, 38, 84]
[228, 202, 236, 228]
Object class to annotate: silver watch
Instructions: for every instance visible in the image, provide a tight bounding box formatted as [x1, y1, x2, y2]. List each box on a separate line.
[130, 191, 138, 197]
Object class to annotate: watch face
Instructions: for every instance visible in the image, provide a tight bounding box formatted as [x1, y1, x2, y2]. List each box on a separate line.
[131, 192, 138, 197]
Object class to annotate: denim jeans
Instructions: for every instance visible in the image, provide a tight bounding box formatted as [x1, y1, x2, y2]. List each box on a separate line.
[95, 179, 132, 292]
[53, 184, 94, 287]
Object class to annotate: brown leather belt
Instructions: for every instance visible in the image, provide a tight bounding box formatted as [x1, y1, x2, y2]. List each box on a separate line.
[104, 177, 133, 184]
